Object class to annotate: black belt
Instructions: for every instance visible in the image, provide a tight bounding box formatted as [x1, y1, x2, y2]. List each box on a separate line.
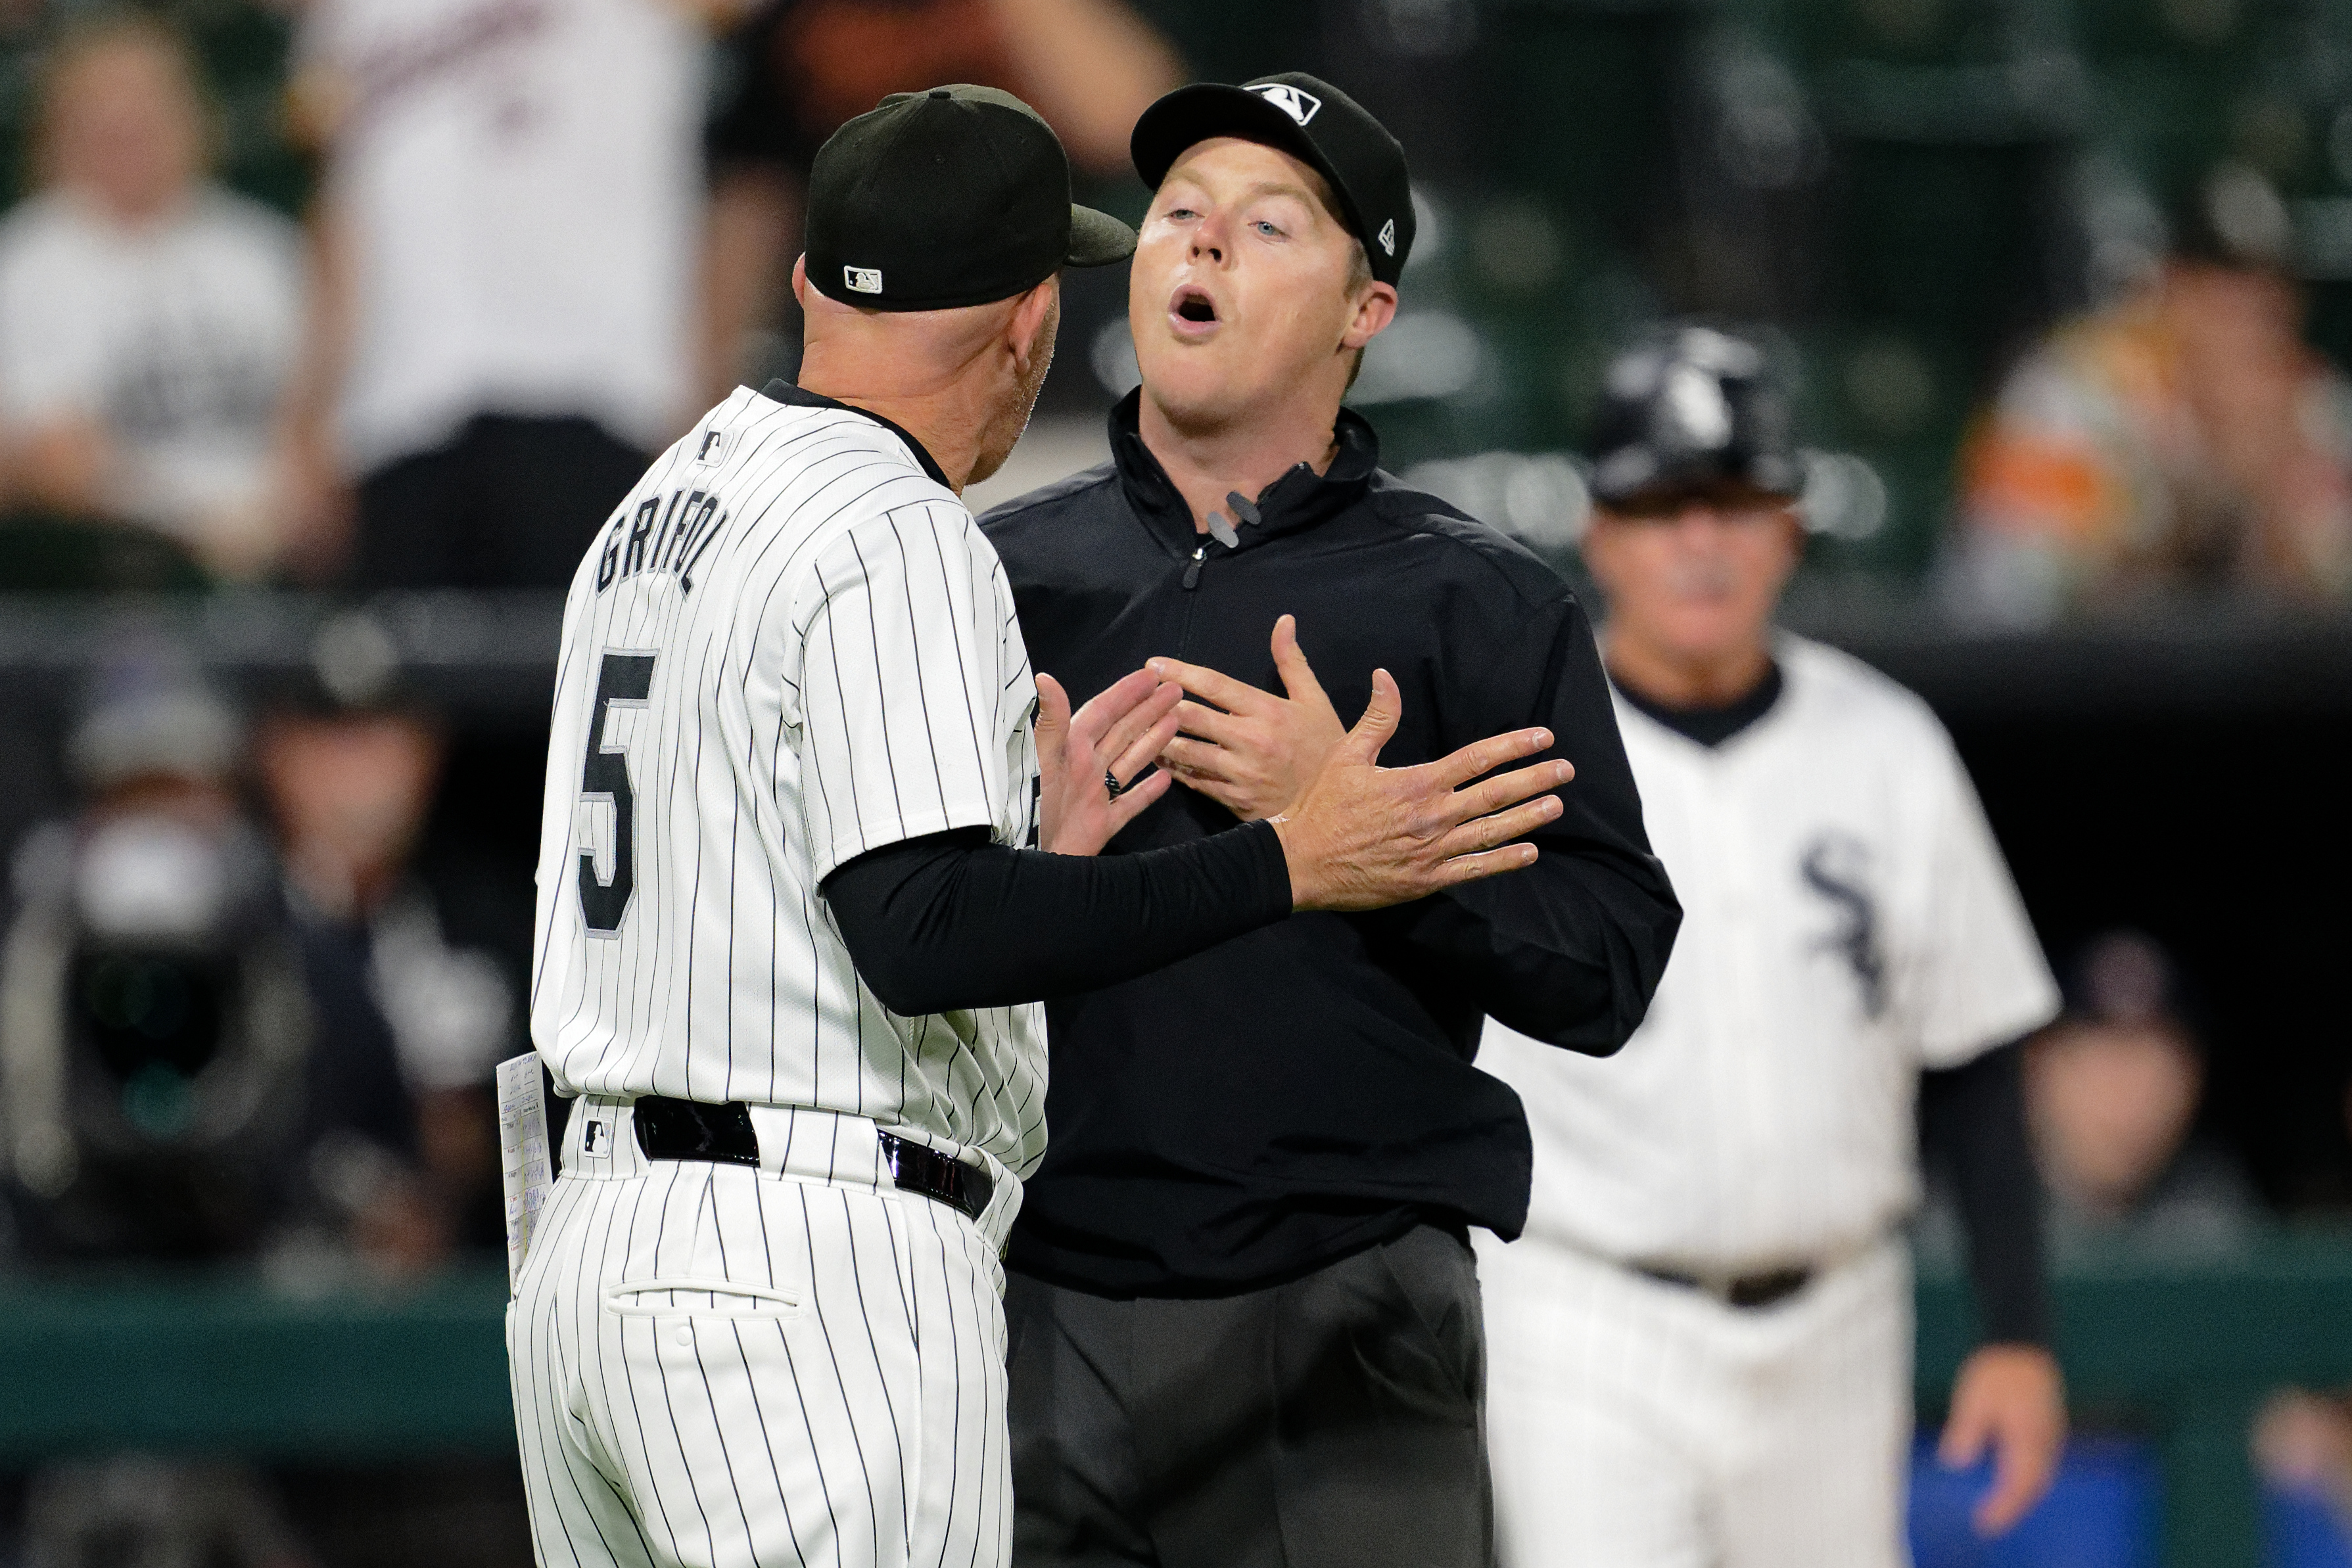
[1634, 1262, 1813, 1310]
[631, 1097, 994, 1222]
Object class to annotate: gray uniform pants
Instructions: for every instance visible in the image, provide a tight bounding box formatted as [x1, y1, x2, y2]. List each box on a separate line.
[1006, 1222, 1493, 1568]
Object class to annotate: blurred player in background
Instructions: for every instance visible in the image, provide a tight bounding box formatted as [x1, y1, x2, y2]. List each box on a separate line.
[1477, 325, 2067, 1567]
[981, 74, 1679, 1568]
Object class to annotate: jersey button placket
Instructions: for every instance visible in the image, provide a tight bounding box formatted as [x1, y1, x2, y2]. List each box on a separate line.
[1718, 757, 1776, 1243]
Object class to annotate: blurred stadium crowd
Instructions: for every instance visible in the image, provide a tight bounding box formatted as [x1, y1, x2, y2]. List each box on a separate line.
[0, 0, 2350, 1563]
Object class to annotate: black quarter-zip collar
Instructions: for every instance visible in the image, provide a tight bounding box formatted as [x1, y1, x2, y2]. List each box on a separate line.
[1107, 387, 1382, 562]
[761, 378, 954, 490]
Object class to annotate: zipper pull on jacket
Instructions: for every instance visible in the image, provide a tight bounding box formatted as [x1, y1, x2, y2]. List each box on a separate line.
[1183, 545, 1205, 589]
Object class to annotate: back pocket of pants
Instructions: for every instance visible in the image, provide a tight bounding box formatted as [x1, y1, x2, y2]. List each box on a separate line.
[603, 1278, 801, 1319]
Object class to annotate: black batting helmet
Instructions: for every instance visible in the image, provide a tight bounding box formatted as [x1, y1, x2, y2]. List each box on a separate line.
[1587, 326, 1802, 507]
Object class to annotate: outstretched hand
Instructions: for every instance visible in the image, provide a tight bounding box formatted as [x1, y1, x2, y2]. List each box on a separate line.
[1269, 668, 1572, 911]
[1033, 669, 1183, 857]
[1148, 614, 1347, 821]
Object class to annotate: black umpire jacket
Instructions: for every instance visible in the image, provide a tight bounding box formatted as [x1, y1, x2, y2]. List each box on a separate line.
[979, 392, 1681, 1298]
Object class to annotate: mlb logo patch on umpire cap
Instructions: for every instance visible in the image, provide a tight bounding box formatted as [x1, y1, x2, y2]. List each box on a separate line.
[1252, 83, 1321, 126]
[843, 265, 884, 295]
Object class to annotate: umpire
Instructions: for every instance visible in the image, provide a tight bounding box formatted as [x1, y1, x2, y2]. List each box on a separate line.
[980, 76, 1682, 1567]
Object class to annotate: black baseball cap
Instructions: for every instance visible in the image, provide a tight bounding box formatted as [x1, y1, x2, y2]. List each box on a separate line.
[1588, 326, 1803, 507]
[1130, 72, 1415, 287]
[806, 84, 1136, 312]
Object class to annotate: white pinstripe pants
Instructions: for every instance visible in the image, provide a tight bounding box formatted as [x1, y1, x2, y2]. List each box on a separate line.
[507, 1102, 1014, 1568]
[1475, 1232, 1912, 1568]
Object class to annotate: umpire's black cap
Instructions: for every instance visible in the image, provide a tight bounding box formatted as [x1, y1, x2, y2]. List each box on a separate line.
[1131, 72, 1415, 285]
[1588, 326, 1803, 507]
[805, 85, 1137, 313]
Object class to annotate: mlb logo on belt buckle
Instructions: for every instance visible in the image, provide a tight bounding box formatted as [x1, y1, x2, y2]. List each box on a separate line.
[843, 265, 884, 295]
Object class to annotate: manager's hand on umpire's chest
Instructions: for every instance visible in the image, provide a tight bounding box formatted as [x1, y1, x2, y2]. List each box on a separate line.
[1028, 616, 1564, 914]
[1033, 667, 1185, 857]
[1267, 665, 1566, 912]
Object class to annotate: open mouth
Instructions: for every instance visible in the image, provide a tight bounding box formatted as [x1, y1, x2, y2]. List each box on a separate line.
[1169, 285, 1219, 328]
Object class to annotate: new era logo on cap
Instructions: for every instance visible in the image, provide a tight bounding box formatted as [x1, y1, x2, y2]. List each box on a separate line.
[1378, 218, 1396, 256]
[1252, 83, 1321, 126]
[843, 265, 884, 295]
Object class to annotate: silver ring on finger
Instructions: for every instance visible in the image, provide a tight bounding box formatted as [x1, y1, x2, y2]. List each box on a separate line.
[1105, 769, 1128, 798]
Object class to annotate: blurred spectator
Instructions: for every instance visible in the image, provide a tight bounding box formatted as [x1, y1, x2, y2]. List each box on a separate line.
[0, 18, 304, 583]
[281, 0, 739, 589]
[2240, 1063, 2352, 1552]
[2259, 1389, 2352, 1553]
[1949, 164, 2352, 624]
[2023, 931, 2262, 1262]
[0, 655, 436, 1270]
[21, 1454, 313, 1568]
[256, 617, 517, 1253]
[699, 0, 1180, 402]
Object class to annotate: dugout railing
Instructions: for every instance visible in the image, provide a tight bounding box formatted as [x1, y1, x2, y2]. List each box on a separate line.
[3, 1239, 2349, 1567]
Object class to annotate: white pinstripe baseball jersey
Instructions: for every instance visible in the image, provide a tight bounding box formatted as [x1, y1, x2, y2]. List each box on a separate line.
[529, 382, 1046, 1181]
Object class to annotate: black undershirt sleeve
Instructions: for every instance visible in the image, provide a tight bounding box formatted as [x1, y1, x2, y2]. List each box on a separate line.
[820, 823, 1295, 1017]
[1919, 1040, 2052, 1348]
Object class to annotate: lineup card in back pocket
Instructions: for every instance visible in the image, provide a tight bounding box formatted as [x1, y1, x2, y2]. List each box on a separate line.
[497, 1053, 555, 1291]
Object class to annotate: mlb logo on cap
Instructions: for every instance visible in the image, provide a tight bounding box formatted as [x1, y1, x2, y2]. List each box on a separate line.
[1252, 83, 1321, 126]
[844, 265, 884, 295]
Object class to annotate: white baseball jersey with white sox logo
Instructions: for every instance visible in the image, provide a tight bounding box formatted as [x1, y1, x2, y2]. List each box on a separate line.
[529, 380, 1045, 1180]
[513, 382, 1039, 1568]
[1474, 634, 2059, 1568]
[1482, 634, 2058, 1274]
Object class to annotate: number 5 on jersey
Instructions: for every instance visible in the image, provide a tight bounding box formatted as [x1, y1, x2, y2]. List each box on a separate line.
[579, 652, 657, 934]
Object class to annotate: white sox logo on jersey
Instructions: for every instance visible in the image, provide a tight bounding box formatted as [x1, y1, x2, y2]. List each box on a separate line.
[1254, 83, 1321, 126]
[1800, 831, 1886, 1018]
